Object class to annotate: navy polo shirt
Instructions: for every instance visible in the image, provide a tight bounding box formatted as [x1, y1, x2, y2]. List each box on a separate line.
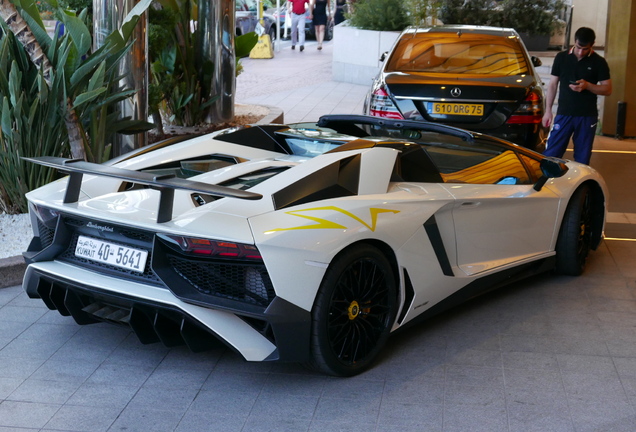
[551, 48, 611, 117]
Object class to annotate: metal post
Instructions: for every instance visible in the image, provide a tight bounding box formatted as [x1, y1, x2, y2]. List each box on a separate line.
[616, 101, 627, 140]
[565, 5, 573, 50]
[199, 0, 236, 123]
[93, 0, 148, 157]
[276, 0, 281, 52]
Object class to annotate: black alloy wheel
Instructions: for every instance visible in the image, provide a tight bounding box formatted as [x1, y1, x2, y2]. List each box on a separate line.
[308, 244, 397, 376]
[555, 185, 593, 276]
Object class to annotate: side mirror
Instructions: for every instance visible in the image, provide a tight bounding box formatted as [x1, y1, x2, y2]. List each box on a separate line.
[531, 56, 542, 67]
[533, 157, 568, 191]
[379, 51, 388, 62]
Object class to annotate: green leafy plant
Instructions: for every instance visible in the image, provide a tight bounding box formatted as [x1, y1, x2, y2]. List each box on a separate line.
[0, 0, 153, 213]
[0, 31, 67, 214]
[346, 0, 410, 31]
[439, 0, 503, 27]
[403, 0, 443, 27]
[25, 0, 153, 160]
[35, 0, 55, 18]
[439, 0, 565, 36]
[148, 1, 258, 130]
[500, 0, 565, 36]
[148, 0, 215, 128]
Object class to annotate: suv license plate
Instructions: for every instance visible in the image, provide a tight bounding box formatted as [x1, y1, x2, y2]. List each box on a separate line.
[75, 235, 148, 273]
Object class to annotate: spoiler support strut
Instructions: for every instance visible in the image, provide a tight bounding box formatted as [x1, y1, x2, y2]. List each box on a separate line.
[24, 157, 263, 223]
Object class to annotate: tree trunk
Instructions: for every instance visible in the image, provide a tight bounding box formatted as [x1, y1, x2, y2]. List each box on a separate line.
[0, 0, 87, 160]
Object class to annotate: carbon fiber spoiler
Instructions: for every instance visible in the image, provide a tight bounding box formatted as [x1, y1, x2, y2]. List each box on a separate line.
[24, 157, 262, 223]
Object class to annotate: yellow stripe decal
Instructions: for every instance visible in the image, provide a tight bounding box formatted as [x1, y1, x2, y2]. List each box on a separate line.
[269, 206, 400, 232]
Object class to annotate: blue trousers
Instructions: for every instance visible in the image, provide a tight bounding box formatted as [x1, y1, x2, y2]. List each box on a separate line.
[543, 115, 597, 165]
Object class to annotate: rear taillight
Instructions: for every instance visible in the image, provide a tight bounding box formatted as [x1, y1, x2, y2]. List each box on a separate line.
[165, 235, 263, 260]
[368, 86, 404, 119]
[507, 90, 543, 124]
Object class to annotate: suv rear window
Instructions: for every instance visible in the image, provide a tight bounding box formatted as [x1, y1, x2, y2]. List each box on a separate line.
[386, 33, 528, 75]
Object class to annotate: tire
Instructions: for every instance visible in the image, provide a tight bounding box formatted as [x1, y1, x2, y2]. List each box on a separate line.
[267, 26, 276, 42]
[555, 185, 592, 276]
[307, 244, 397, 376]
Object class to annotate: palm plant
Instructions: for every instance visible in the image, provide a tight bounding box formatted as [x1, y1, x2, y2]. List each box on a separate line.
[148, 0, 258, 129]
[0, 0, 153, 213]
[149, 0, 216, 127]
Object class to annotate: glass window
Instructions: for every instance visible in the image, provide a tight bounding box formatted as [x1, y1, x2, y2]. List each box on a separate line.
[425, 142, 531, 185]
[141, 156, 237, 179]
[386, 34, 528, 76]
[519, 153, 543, 181]
[285, 138, 342, 157]
[220, 167, 289, 190]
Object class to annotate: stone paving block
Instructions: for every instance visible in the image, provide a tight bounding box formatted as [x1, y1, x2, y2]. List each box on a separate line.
[44, 404, 122, 432]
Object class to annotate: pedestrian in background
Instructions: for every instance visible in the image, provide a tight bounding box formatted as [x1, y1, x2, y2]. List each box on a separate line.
[334, 0, 346, 25]
[542, 27, 612, 165]
[312, 0, 331, 50]
[288, 0, 312, 52]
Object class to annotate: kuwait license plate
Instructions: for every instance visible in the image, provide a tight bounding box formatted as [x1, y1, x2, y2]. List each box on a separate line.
[75, 235, 148, 273]
[429, 102, 484, 116]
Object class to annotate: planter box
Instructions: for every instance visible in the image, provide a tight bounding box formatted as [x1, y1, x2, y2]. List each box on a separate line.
[332, 23, 400, 85]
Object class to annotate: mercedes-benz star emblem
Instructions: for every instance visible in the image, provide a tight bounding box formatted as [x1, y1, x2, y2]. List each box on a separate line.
[450, 87, 461, 97]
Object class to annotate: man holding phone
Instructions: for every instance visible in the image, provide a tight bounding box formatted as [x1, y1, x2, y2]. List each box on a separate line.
[542, 27, 612, 165]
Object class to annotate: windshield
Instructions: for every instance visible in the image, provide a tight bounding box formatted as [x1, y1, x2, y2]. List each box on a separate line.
[386, 33, 529, 75]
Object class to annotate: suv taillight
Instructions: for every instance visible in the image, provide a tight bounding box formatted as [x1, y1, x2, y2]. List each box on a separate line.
[368, 86, 404, 119]
[507, 90, 543, 124]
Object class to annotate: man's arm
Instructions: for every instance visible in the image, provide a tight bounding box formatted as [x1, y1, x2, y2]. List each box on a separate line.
[570, 79, 612, 96]
[542, 75, 559, 128]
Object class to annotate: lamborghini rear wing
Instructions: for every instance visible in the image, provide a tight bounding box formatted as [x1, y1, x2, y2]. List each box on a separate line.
[24, 157, 262, 223]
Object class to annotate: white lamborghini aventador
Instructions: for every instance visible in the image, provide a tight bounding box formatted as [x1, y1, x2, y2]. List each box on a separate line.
[22, 115, 607, 376]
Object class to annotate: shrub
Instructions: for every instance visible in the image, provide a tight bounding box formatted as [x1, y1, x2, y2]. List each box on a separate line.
[500, 0, 565, 36]
[347, 0, 410, 31]
[439, 0, 502, 27]
[439, 0, 565, 36]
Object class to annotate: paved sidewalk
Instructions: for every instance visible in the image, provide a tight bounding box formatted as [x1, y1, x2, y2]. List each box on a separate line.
[237, 40, 369, 122]
[2, 40, 636, 432]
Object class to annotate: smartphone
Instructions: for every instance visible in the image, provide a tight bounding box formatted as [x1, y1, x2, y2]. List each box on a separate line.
[570, 80, 578, 84]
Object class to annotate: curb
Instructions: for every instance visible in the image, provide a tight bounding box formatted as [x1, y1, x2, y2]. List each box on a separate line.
[0, 104, 284, 290]
[0, 255, 25, 289]
[255, 104, 284, 124]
